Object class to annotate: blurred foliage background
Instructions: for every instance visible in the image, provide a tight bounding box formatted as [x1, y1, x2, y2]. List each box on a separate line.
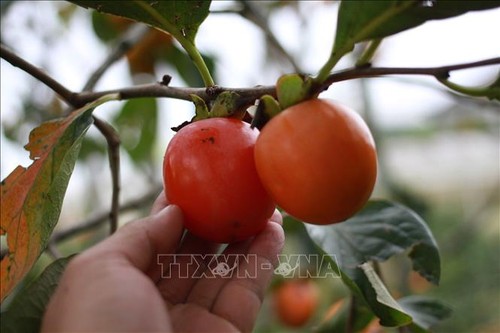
[1, 1, 499, 332]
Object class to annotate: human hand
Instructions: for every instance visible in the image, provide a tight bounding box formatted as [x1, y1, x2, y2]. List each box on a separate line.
[41, 192, 284, 332]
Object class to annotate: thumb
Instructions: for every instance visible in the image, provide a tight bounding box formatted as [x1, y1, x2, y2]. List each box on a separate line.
[85, 205, 185, 272]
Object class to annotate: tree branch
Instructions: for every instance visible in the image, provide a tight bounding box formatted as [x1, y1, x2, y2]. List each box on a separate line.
[77, 25, 149, 236]
[82, 24, 150, 92]
[384, 76, 499, 108]
[51, 186, 162, 244]
[1, 43, 275, 107]
[45, 242, 62, 260]
[78, 24, 163, 237]
[76, 83, 277, 106]
[2, 42, 498, 109]
[239, 1, 302, 73]
[92, 116, 121, 234]
[317, 57, 500, 94]
[355, 39, 383, 68]
[0, 44, 77, 105]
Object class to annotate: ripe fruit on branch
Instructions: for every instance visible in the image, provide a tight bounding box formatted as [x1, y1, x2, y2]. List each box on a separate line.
[255, 99, 377, 224]
[163, 118, 275, 243]
[273, 279, 320, 327]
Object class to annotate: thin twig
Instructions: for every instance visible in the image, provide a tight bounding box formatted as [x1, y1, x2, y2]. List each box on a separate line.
[345, 296, 356, 333]
[92, 116, 121, 234]
[210, 8, 244, 14]
[51, 186, 162, 243]
[0, 180, 156, 261]
[1, 43, 276, 106]
[384, 76, 499, 109]
[82, 24, 150, 92]
[80, 57, 498, 104]
[355, 39, 383, 68]
[76, 83, 277, 107]
[80, 25, 151, 236]
[239, 1, 302, 73]
[0, 44, 77, 105]
[317, 57, 500, 93]
[46, 242, 62, 260]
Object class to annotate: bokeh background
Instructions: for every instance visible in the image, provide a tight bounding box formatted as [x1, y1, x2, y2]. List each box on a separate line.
[1, 1, 499, 332]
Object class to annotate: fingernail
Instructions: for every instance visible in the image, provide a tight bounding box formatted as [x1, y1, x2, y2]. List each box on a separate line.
[270, 209, 283, 225]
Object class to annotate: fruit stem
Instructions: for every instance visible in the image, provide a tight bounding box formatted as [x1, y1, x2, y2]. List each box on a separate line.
[179, 39, 215, 87]
[315, 51, 344, 85]
[134, 1, 215, 87]
[355, 39, 382, 67]
[315, 0, 416, 85]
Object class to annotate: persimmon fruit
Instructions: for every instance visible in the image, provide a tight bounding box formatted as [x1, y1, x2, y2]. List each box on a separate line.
[273, 279, 320, 327]
[255, 98, 377, 224]
[163, 117, 275, 243]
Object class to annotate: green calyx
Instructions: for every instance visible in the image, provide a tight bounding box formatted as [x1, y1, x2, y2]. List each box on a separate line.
[190, 91, 244, 122]
[276, 73, 314, 110]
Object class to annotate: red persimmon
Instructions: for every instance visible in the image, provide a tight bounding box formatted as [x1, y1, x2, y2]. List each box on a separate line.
[163, 117, 275, 243]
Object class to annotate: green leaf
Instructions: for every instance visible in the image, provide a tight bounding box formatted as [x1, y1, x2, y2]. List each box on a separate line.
[488, 74, 500, 101]
[306, 200, 440, 284]
[285, 216, 410, 326]
[317, 0, 500, 81]
[79, 136, 107, 160]
[0, 94, 117, 302]
[113, 98, 157, 164]
[304, 200, 441, 326]
[0, 256, 73, 333]
[361, 262, 406, 311]
[91, 10, 127, 42]
[281, 216, 359, 293]
[72, 0, 210, 43]
[72, 1, 215, 86]
[399, 295, 453, 332]
[337, 0, 500, 56]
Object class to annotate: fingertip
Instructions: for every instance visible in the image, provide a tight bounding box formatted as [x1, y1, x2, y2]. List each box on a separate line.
[250, 215, 285, 267]
[165, 204, 183, 220]
[85, 203, 186, 272]
[154, 204, 184, 226]
[150, 191, 169, 214]
[268, 218, 285, 252]
[270, 209, 283, 225]
[145, 204, 185, 263]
